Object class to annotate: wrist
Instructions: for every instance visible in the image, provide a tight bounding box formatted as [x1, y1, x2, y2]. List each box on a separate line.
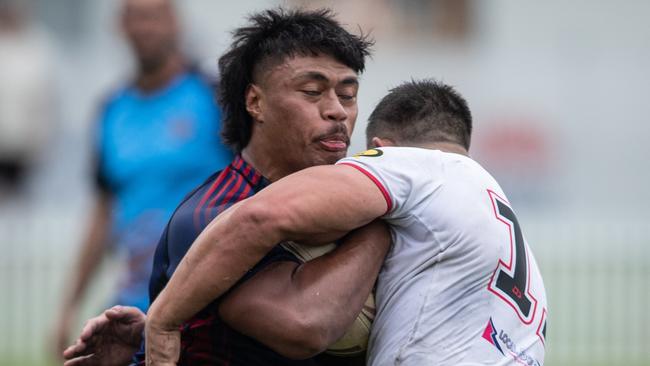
[146, 303, 180, 332]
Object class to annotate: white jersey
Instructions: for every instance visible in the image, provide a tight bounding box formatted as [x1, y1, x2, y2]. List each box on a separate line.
[337, 147, 547, 366]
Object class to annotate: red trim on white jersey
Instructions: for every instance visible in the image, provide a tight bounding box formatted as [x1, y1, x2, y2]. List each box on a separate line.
[338, 162, 392, 214]
[536, 307, 547, 346]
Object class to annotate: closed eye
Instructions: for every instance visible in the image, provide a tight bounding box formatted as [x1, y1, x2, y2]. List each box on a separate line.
[338, 94, 356, 101]
[301, 90, 321, 97]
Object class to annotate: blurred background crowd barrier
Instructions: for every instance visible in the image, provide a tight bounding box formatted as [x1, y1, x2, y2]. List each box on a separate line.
[1, 0, 648, 365]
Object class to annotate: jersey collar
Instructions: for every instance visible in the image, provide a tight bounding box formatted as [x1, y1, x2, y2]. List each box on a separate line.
[231, 155, 270, 191]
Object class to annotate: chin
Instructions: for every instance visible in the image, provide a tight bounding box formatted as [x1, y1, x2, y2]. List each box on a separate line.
[303, 153, 342, 169]
[325, 155, 346, 166]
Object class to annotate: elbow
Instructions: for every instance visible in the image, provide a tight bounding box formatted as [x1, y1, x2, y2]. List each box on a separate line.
[274, 311, 333, 359]
[260, 299, 338, 359]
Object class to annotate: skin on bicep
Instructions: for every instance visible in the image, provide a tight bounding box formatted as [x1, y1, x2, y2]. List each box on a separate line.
[218, 261, 303, 351]
[218, 261, 297, 322]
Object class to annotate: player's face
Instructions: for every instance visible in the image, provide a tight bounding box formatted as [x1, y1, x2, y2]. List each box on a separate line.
[253, 54, 359, 174]
[121, 0, 178, 69]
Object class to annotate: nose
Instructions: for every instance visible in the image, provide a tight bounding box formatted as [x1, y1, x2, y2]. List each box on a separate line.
[322, 91, 348, 122]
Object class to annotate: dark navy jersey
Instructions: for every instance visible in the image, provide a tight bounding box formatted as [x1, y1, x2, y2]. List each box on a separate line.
[133, 155, 316, 366]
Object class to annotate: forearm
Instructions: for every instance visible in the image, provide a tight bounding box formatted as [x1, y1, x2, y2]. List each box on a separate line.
[219, 220, 391, 358]
[147, 200, 286, 329]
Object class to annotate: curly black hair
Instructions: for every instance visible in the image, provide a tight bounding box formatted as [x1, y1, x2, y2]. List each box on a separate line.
[218, 8, 373, 152]
[366, 79, 473, 150]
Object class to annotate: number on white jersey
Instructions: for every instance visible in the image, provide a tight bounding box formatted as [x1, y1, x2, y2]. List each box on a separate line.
[487, 190, 538, 324]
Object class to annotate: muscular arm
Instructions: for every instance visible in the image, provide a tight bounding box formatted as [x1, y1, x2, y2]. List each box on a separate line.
[61, 222, 388, 365]
[146, 165, 387, 362]
[218, 220, 391, 359]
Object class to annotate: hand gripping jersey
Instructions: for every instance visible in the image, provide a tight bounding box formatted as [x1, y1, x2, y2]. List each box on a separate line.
[338, 147, 547, 366]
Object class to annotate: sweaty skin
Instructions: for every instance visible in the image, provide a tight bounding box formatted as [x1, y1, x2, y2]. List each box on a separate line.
[146, 164, 387, 364]
[218, 220, 390, 359]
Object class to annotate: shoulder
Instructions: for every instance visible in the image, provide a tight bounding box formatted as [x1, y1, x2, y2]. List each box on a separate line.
[343, 146, 429, 161]
[338, 147, 445, 218]
[181, 167, 231, 203]
[338, 147, 431, 174]
[94, 83, 134, 127]
[99, 81, 134, 111]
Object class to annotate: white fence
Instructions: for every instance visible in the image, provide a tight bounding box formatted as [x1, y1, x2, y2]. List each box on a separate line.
[0, 208, 119, 366]
[0, 210, 648, 366]
[527, 217, 650, 365]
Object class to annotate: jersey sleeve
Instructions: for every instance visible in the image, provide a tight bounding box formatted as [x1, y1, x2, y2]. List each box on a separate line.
[337, 147, 437, 220]
[235, 244, 302, 285]
[205, 244, 303, 312]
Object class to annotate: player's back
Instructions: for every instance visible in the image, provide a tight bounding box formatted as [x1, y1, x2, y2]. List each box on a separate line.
[339, 147, 547, 366]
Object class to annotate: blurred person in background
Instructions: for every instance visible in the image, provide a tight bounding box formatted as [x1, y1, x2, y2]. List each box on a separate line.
[0, 0, 56, 199]
[53, 0, 233, 356]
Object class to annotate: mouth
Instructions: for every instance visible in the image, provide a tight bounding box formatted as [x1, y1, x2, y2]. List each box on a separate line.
[318, 135, 349, 152]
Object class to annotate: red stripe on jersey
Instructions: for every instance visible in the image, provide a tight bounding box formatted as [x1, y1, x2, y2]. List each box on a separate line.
[194, 169, 229, 229]
[218, 174, 247, 213]
[205, 172, 238, 222]
[241, 164, 251, 180]
[233, 155, 243, 170]
[239, 183, 252, 199]
[536, 307, 547, 346]
[338, 162, 392, 214]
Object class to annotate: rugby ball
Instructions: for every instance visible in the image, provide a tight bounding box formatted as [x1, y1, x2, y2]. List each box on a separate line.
[326, 293, 375, 356]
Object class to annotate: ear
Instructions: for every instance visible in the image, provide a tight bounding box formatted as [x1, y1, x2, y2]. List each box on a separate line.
[370, 137, 397, 148]
[245, 84, 264, 122]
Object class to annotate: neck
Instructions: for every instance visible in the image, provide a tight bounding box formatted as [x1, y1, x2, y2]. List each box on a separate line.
[410, 141, 469, 156]
[241, 143, 293, 183]
[135, 52, 184, 93]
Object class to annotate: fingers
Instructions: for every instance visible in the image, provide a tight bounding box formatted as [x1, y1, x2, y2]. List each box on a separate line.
[63, 353, 95, 366]
[78, 313, 109, 342]
[104, 305, 126, 319]
[78, 305, 135, 342]
[105, 305, 146, 322]
[62, 306, 145, 364]
[62, 340, 87, 359]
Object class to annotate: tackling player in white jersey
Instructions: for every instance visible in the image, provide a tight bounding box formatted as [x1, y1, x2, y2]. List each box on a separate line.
[146, 79, 548, 366]
[339, 147, 547, 366]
